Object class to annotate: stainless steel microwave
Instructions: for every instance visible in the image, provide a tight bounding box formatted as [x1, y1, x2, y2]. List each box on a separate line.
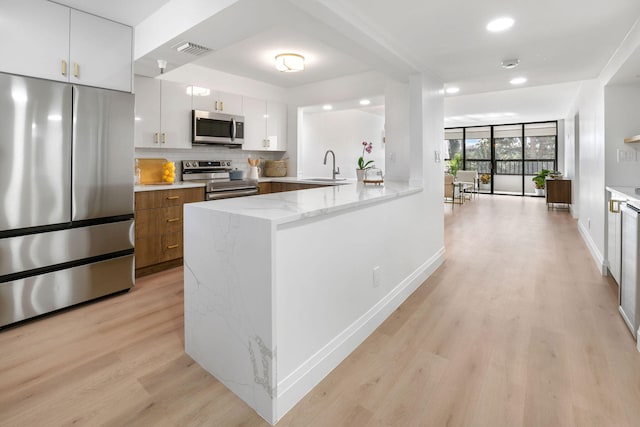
[192, 110, 244, 145]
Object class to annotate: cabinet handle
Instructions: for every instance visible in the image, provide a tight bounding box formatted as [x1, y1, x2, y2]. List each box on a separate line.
[166, 244, 179, 249]
[154, 133, 160, 144]
[162, 133, 166, 144]
[220, 101, 224, 111]
[166, 196, 180, 200]
[610, 200, 621, 213]
[166, 218, 180, 223]
[73, 62, 79, 78]
[215, 100, 219, 111]
[61, 60, 67, 76]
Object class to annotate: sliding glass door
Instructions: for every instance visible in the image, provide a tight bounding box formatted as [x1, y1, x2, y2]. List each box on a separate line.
[444, 121, 558, 196]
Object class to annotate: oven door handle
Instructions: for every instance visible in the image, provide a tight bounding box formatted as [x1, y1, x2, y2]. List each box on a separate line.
[206, 188, 258, 200]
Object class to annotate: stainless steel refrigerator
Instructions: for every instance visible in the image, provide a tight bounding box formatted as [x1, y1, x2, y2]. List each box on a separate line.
[0, 72, 134, 328]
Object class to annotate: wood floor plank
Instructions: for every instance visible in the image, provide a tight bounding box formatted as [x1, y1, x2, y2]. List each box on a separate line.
[2, 195, 640, 426]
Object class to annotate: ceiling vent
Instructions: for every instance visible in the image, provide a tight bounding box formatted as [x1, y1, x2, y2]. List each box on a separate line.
[501, 58, 520, 69]
[174, 42, 211, 56]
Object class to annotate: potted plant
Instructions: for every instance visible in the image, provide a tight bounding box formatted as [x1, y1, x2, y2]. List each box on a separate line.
[356, 141, 374, 182]
[448, 152, 462, 177]
[479, 173, 491, 191]
[532, 169, 551, 196]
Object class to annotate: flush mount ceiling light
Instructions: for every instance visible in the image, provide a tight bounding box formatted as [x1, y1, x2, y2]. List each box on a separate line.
[510, 77, 527, 85]
[501, 58, 520, 69]
[322, 104, 333, 111]
[359, 99, 371, 106]
[445, 86, 460, 94]
[275, 53, 305, 72]
[487, 17, 514, 32]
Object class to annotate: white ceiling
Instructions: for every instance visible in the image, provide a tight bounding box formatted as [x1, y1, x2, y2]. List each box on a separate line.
[52, 0, 170, 26]
[50, 0, 640, 121]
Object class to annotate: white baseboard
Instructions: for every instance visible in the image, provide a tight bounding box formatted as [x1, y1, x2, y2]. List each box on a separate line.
[577, 219, 607, 275]
[274, 247, 445, 422]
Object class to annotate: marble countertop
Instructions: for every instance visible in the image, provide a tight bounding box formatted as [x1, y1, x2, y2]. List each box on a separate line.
[187, 180, 422, 225]
[606, 186, 640, 203]
[134, 181, 206, 192]
[258, 176, 355, 185]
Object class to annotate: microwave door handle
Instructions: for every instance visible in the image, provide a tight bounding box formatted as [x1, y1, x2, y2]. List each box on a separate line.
[231, 117, 236, 141]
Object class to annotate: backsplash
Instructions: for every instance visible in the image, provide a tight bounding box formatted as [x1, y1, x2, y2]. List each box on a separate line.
[135, 146, 288, 178]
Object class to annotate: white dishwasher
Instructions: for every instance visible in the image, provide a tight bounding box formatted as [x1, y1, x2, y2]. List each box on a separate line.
[620, 202, 640, 340]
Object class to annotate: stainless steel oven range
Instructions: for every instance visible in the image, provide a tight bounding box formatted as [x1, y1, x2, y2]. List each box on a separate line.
[182, 160, 258, 200]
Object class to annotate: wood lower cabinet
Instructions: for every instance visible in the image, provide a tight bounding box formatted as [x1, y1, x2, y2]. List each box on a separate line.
[258, 182, 272, 194]
[135, 187, 204, 276]
[266, 182, 324, 193]
[546, 179, 571, 208]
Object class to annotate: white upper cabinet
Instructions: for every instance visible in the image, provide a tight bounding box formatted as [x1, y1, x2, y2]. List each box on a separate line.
[69, 10, 132, 92]
[134, 76, 192, 149]
[191, 87, 243, 115]
[242, 97, 287, 151]
[0, 0, 70, 82]
[0, 0, 132, 92]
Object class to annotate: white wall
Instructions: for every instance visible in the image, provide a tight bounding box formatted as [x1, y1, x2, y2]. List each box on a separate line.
[604, 83, 640, 186]
[565, 79, 607, 272]
[300, 110, 385, 179]
[384, 80, 411, 181]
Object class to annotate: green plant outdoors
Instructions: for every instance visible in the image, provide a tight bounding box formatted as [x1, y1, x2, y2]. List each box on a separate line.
[532, 169, 551, 189]
[448, 152, 462, 177]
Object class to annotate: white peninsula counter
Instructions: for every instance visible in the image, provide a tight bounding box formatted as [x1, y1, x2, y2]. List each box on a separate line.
[183, 181, 444, 424]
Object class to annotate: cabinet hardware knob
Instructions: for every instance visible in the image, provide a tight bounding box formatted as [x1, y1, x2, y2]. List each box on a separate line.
[61, 60, 67, 76]
[166, 196, 180, 200]
[154, 133, 160, 144]
[167, 244, 179, 249]
[166, 218, 180, 222]
[73, 62, 79, 78]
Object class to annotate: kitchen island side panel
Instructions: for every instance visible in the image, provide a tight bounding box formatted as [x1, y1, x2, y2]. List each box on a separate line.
[183, 206, 276, 423]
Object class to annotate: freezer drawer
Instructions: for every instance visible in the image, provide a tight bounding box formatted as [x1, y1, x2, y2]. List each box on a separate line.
[0, 220, 134, 278]
[0, 255, 133, 327]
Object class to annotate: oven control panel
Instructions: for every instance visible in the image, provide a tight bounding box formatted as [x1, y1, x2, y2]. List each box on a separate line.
[182, 160, 232, 170]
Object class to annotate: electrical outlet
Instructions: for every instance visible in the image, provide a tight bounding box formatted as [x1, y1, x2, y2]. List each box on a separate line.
[373, 266, 381, 288]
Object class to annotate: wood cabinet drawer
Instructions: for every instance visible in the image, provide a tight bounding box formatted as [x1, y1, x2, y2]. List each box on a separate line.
[135, 232, 183, 268]
[258, 182, 272, 194]
[135, 206, 183, 239]
[135, 187, 204, 209]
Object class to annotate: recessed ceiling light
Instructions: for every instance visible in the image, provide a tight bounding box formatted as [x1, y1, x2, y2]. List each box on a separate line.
[510, 77, 527, 85]
[487, 17, 514, 32]
[359, 99, 371, 106]
[322, 105, 333, 111]
[445, 87, 460, 94]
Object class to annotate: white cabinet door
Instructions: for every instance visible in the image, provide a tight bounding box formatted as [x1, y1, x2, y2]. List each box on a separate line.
[218, 91, 243, 115]
[242, 97, 266, 151]
[266, 101, 287, 151]
[192, 86, 215, 111]
[0, 0, 69, 82]
[608, 199, 623, 285]
[69, 10, 132, 92]
[134, 76, 161, 148]
[160, 80, 192, 148]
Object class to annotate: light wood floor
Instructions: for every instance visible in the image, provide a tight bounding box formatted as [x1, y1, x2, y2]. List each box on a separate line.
[2, 195, 639, 426]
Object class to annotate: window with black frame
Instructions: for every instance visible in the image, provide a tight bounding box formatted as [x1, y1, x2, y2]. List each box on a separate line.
[443, 121, 558, 196]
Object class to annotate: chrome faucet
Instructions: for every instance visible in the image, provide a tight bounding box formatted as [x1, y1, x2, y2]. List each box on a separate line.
[323, 150, 340, 180]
